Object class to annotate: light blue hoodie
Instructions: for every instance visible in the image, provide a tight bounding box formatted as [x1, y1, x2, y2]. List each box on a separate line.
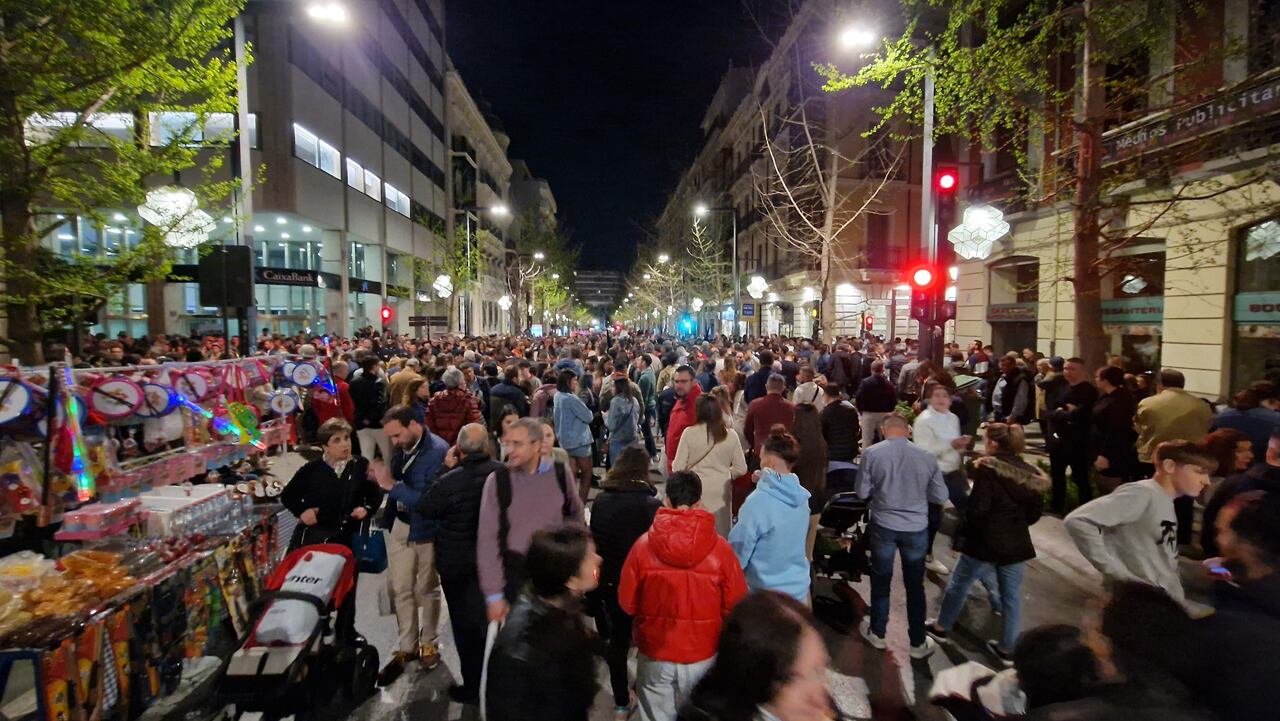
[729, 468, 812, 601]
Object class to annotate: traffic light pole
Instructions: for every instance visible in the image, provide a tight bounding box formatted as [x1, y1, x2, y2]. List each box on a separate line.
[918, 63, 941, 367]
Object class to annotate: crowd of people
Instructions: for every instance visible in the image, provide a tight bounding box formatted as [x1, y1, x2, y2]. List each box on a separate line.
[67, 327, 1280, 720]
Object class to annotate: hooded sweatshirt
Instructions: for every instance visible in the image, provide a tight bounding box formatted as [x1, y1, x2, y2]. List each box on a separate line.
[1065, 479, 1184, 605]
[618, 507, 748, 663]
[729, 468, 811, 601]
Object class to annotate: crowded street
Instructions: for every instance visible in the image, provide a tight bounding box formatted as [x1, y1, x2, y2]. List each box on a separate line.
[3, 0, 1280, 720]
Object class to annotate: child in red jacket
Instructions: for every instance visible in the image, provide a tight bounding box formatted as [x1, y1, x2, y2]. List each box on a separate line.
[619, 471, 748, 721]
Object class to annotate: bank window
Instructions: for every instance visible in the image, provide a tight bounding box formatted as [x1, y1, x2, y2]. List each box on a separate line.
[364, 171, 382, 201]
[1232, 218, 1280, 389]
[346, 158, 364, 190]
[85, 113, 134, 144]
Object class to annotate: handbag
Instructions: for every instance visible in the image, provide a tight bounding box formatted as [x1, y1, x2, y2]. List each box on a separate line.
[350, 519, 388, 574]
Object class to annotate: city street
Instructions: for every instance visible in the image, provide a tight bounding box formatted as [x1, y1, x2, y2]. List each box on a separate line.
[259, 451, 1214, 721]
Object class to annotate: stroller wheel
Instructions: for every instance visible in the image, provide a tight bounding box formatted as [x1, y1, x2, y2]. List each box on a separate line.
[345, 642, 379, 699]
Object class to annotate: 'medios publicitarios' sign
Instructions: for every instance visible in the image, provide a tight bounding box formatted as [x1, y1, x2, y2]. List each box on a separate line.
[1103, 76, 1280, 161]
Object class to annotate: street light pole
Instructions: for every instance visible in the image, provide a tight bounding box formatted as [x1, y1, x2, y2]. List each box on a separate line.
[694, 204, 740, 340]
[919, 62, 937, 363]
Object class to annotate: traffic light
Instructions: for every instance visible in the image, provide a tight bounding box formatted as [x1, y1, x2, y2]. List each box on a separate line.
[380, 305, 392, 325]
[908, 264, 939, 323]
[935, 165, 959, 234]
[863, 314, 874, 331]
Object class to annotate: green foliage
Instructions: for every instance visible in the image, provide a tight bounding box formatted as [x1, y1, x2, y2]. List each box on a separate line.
[0, 0, 248, 360]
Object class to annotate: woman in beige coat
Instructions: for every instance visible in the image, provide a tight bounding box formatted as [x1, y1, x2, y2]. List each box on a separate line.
[672, 395, 749, 536]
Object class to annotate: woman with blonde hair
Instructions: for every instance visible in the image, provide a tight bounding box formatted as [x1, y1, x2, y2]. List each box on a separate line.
[672, 395, 748, 536]
[717, 366, 748, 449]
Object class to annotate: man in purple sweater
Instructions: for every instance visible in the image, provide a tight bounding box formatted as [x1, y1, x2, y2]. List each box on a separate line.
[477, 417, 585, 622]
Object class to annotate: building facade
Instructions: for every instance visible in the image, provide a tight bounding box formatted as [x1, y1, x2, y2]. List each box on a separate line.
[654, 0, 946, 342]
[32, 0, 560, 344]
[952, 0, 1280, 400]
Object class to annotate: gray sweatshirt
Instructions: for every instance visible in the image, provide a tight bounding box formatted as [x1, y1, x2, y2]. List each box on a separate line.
[1064, 479, 1184, 604]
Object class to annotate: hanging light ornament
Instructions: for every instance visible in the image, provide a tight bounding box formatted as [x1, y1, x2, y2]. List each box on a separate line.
[137, 187, 217, 249]
[947, 205, 1010, 261]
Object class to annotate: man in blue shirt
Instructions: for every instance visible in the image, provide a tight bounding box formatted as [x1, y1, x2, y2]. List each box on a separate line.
[372, 404, 450, 685]
[856, 413, 948, 659]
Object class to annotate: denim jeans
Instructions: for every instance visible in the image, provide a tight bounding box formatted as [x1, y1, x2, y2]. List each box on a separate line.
[935, 555, 1025, 650]
[868, 523, 929, 647]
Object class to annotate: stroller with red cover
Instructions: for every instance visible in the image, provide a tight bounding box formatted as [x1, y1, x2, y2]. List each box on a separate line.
[220, 544, 378, 720]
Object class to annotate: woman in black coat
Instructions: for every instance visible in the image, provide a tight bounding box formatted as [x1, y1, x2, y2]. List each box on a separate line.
[281, 418, 383, 551]
[589, 446, 660, 715]
[926, 423, 1047, 664]
[486, 525, 604, 721]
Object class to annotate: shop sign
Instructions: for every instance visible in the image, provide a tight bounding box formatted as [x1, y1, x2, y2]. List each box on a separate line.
[1102, 76, 1280, 162]
[987, 302, 1037, 322]
[166, 265, 340, 289]
[1234, 291, 1280, 323]
[741, 303, 755, 317]
[1100, 297, 1164, 323]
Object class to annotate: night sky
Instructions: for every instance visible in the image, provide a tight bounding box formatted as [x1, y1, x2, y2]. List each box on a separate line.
[445, 1, 771, 271]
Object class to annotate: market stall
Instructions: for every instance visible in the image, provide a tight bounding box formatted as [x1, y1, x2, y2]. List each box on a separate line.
[0, 354, 332, 721]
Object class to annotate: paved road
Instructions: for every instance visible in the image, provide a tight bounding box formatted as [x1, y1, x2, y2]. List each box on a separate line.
[260, 450, 1208, 721]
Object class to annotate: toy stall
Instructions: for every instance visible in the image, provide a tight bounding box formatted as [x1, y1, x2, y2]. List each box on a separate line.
[0, 355, 331, 721]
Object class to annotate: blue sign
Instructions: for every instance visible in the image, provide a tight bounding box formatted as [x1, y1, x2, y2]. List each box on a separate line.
[1235, 291, 1280, 323]
[742, 303, 755, 317]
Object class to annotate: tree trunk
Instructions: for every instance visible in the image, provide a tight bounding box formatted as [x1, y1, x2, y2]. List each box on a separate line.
[819, 146, 839, 344]
[1073, 1, 1109, 370]
[1, 197, 40, 364]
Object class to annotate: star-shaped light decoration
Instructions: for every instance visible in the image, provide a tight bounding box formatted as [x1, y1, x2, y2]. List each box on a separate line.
[746, 275, 769, 300]
[1120, 274, 1149, 295]
[137, 187, 217, 249]
[690, 297, 704, 312]
[497, 295, 513, 311]
[947, 205, 1010, 261]
[432, 274, 453, 298]
[1245, 220, 1280, 261]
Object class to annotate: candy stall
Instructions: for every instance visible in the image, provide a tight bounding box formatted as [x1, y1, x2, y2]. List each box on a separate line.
[0, 354, 331, 721]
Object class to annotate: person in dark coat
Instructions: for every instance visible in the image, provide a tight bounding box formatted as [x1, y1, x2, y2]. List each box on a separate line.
[1090, 366, 1139, 492]
[490, 364, 531, 418]
[485, 525, 603, 721]
[743, 350, 774, 405]
[1201, 431, 1280, 557]
[1047, 358, 1099, 514]
[281, 418, 382, 551]
[1189, 490, 1280, 721]
[927, 423, 1048, 664]
[417, 423, 503, 706]
[588, 447, 660, 715]
[820, 384, 860, 495]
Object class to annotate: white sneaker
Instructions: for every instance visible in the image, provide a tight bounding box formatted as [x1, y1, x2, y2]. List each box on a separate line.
[909, 636, 938, 659]
[925, 555, 950, 575]
[858, 618, 887, 650]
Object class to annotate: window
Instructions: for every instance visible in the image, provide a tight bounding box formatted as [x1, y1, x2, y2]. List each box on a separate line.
[151, 111, 201, 145]
[201, 112, 258, 148]
[317, 139, 340, 177]
[385, 183, 410, 216]
[346, 158, 364, 190]
[87, 113, 134, 143]
[294, 123, 319, 164]
[294, 122, 341, 178]
[364, 170, 382, 201]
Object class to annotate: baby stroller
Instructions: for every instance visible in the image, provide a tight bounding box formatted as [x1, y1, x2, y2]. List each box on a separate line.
[812, 491, 872, 582]
[220, 544, 378, 720]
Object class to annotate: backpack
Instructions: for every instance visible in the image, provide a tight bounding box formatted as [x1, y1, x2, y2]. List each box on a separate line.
[494, 461, 574, 601]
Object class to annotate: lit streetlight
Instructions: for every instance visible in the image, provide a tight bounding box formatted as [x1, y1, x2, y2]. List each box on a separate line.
[533, 251, 545, 261]
[307, 1, 349, 24]
[838, 24, 876, 49]
[657, 253, 670, 264]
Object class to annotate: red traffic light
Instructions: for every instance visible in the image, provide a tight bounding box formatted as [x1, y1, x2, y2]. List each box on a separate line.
[908, 265, 938, 289]
[864, 314, 874, 330]
[935, 167, 958, 192]
[380, 305, 392, 323]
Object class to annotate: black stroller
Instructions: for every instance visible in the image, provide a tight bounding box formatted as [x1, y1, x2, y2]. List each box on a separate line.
[812, 491, 873, 582]
[220, 544, 379, 720]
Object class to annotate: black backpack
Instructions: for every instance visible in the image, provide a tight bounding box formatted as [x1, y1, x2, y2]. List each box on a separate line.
[494, 461, 574, 602]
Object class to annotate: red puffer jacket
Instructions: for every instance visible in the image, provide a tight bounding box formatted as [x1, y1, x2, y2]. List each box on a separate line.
[426, 388, 482, 446]
[618, 507, 748, 663]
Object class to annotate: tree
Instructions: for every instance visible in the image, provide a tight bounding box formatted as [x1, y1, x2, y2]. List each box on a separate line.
[684, 219, 734, 332]
[819, 0, 1267, 368]
[0, 0, 246, 362]
[508, 214, 573, 331]
[431, 224, 487, 333]
[752, 80, 906, 343]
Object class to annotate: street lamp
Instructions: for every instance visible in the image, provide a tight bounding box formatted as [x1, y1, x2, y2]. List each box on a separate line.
[693, 203, 741, 339]
[307, 1, 349, 23]
[839, 24, 939, 362]
[657, 253, 670, 264]
[533, 251, 545, 261]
